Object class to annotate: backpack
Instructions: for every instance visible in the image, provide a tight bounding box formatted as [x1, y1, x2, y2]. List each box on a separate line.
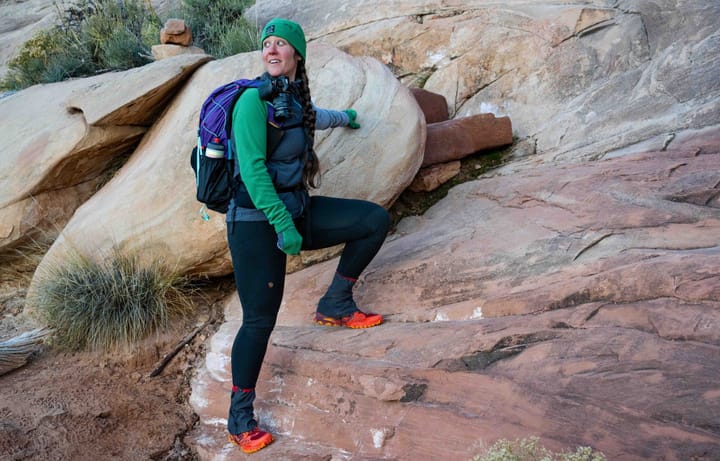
[190, 76, 286, 218]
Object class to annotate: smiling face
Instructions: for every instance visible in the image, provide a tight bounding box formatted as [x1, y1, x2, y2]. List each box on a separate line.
[262, 36, 302, 80]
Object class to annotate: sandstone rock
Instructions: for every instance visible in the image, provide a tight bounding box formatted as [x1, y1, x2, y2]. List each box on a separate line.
[409, 87, 448, 124]
[0, 54, 211, 256]
[160, 19, 192, 46]
[152, 44, 205, 61]
[422, 114, 512, 167]
[31, 44, 424, 282]
[190, 129, 720, 460]
[364, 128, 720, 322]
[409, 161, 460, 192]
[187, 4, 720, 457]
[162, 18, 187, 36]
[249, 1, 720, 162]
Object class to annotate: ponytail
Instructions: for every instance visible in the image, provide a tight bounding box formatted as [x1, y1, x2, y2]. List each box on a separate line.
[296, 60, 321, 189]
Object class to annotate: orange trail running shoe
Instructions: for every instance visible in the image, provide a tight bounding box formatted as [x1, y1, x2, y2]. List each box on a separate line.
[227, 427, 274, 454]
[313, 310, 383, 329]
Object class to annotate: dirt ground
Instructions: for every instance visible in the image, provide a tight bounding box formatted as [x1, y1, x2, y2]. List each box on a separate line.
[0, 267, 235, 461]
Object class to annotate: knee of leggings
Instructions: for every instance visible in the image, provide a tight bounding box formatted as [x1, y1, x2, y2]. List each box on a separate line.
[368, 204, 391, 236]
[241, 316, 277, 333]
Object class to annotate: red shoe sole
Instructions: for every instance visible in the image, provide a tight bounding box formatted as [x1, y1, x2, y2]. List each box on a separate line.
[313, 312, 383, 329]
[227, 432, 274, 453]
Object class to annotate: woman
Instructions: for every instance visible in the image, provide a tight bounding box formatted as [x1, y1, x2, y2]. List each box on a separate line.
[225, 18, 390, 453]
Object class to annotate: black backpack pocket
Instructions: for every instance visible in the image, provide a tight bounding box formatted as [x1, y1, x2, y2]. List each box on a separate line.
[190, 147, 233, 214]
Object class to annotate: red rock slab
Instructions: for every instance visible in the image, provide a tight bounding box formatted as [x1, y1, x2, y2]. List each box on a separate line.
[423, 113, 513, 167]
[409, 87, 450, 124]
[409, 160, 461, 192]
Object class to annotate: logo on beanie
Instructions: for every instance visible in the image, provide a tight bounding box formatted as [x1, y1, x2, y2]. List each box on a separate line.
[265, 25, 275, 34]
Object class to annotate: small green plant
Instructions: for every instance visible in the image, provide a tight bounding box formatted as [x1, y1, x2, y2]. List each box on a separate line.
[181, 0, 260, 58]
[388, 147, 508, 227]
[1, 29, 63, 90]
[1, 0, 161, 91]
[472, 437, 606, 461]
[210, 18, 262, 58]
[31, 248, 193, 351]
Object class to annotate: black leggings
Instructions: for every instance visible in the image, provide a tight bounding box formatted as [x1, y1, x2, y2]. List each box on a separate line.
[226, 195, 390, 390]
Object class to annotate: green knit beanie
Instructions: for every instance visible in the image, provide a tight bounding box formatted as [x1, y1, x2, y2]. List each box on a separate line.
[260, 18, 307, 60]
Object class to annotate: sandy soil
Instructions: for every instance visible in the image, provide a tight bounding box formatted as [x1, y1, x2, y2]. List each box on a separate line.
[0, 268, 234, 461]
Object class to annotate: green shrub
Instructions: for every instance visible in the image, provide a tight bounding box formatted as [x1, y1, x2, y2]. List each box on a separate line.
[182, 0, 260, 58]
[472, 437, 606, 461]
[0, 0, 261, 90]
[1, 29, 64, 90]
[209, 17, 261, 58]
[98, 26, 149, 69]
[32, 249, 193, 351]
[79, 0, 158, 69]
[1, 0, 160, 91]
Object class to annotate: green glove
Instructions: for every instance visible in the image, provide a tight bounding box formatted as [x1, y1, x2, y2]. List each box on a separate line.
[343, 109, 360, 129]
[277, 224, 302, 255]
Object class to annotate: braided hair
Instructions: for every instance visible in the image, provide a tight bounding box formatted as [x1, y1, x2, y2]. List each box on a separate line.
[295, 60, 321, 189]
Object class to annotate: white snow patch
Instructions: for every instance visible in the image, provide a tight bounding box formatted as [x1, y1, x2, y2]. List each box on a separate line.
[434, 311, 449, 321]
[268, 374, 285, 393]
[206, 351, 229, 369]
[471, 307, 484, 319]
[426, 51, 447, 66]
[204, 417, 228, 427]
[479, 102, 506, 117]
[188, 392, 208, 409]
[371, 428, 386, 448]
[206, 351, 231, 381]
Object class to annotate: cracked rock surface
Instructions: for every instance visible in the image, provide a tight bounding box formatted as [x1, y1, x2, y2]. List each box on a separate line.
[190, 130, 720, 459]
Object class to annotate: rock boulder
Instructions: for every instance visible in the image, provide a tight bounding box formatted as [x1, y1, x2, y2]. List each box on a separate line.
[31, 44, 424, 280]
[0, 53, 210, 255]
[160, 19, 192, 46]
[422, 114, 512, 167]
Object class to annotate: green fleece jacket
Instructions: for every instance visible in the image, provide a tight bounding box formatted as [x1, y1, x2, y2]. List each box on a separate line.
[231, 87, 296, 236]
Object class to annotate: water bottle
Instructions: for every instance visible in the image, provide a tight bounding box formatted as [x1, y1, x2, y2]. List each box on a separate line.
[205, 138, 225, 159]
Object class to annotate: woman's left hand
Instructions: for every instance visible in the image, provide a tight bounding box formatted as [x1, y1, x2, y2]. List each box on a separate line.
[343, 109, 360, 129]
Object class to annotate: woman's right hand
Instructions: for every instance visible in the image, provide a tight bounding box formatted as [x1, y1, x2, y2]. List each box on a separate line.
[277, 226, 303, 255]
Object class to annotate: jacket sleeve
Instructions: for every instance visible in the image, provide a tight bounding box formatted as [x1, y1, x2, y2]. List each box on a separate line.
[313, 105, 351, 130]
[232, 88, 295, 235]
